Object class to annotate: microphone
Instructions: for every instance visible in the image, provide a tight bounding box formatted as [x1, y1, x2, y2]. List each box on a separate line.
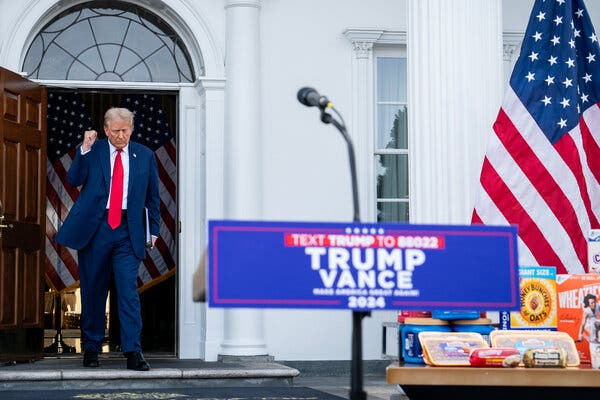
[297, 87, 331, 109]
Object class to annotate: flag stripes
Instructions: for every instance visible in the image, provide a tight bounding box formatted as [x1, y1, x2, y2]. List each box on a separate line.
[473, 0, 600, 274]
[44, 92, 177, 292]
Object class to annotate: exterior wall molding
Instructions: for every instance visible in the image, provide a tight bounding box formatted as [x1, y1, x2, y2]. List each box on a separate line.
[225, 0, 261, 9]
[0, 0, 224, 78]
[502, 31, 524, 85]
[343, 28, 406, 222]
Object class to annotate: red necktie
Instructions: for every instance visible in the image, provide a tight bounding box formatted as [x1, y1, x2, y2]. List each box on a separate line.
[108, 149, 124, 229]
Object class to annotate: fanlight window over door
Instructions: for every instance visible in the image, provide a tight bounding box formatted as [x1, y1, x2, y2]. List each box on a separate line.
[23, 1, 198, 82]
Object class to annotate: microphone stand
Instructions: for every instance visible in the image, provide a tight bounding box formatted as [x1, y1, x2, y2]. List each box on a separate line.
[320, 107, 370, 400]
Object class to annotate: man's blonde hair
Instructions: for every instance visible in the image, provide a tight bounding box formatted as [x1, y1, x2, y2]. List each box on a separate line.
[104, 107, 134, 128]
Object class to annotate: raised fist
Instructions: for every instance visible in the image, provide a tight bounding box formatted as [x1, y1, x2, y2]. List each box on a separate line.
[82, 130, 97, 152]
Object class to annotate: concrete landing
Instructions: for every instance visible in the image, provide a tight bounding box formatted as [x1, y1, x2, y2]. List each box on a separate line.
[0, 357, 299, 390]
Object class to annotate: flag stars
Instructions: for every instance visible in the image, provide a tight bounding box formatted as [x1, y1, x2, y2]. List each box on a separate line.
[574, 29, 581, 38]
[557, 118, 568, 128]
[529, 51, 539, 62]
[533, 31, 542, 41]
[562, 77, 573, 88]
[553, 16, 563, 26]
[576, 9, 584, 18]
[526, 72, 535, 82]
[591, 33, 598, 43]
[581, 93, 589, 103]
[545, 75, 555, 85]
[548, 55, 558, 65]
[583, 73, 592, 82]
[537, 11, 546, 21]
[587, 53, 596, 63]
[569, 39, 576, 48]
[542, 96, 552, 106]
[560, 98, 570, 108]
[556, 0, 565, 5]
[565, 58, 575, 67]
[551, 36, 560, 45]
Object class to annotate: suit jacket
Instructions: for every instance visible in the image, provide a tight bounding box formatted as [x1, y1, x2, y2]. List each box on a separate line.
[55, 139, 160, 260]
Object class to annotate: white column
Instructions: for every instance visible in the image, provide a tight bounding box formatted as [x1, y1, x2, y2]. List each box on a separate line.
[408, 0, 503, 224]
[220, 0, 267, 357]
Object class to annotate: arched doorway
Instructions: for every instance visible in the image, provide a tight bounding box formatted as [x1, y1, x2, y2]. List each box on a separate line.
[21, 0, 201, 357]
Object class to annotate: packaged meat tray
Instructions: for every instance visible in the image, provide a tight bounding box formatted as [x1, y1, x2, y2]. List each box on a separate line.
[418, 331, 489, 366]
[489, 329, 579, 367]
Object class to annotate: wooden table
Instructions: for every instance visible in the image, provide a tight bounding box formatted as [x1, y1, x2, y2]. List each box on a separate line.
[386, 362, 600, 399]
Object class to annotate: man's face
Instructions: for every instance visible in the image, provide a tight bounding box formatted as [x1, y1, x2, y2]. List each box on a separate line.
[105, 118, 132, 149]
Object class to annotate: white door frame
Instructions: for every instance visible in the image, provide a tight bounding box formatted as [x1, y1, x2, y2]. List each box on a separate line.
[35, 78, 225, 360]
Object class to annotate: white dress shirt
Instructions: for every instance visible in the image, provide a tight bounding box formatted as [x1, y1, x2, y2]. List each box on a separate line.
[106, 141, 130, 210]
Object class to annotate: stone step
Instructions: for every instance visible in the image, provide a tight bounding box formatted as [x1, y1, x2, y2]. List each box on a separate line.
[0, 358, 299, 390]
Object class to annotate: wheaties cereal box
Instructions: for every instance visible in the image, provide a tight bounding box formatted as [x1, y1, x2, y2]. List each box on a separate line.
[500, 266, 557, 330]
[556, 274, 600, 366]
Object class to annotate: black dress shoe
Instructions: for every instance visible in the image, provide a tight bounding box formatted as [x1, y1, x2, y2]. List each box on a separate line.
[125, 351, 150, 371]
[83, 350, 99, 368]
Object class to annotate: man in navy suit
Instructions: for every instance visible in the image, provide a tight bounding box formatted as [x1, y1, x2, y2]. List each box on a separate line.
[56, 107, 160, 371]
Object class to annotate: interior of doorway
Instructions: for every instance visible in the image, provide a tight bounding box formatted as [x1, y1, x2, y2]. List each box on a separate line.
[43, 88, 178, 357]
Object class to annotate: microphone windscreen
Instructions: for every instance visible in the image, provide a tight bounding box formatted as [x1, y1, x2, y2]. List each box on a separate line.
[297, 87, 317, 106]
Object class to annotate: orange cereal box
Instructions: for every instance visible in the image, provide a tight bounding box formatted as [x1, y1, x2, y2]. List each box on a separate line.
[500, 266, 557, 330]
[556, 274, 600, 366]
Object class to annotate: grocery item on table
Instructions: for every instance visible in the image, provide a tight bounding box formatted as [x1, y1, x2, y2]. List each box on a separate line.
[522, 347, 568, 368]
[469, 348, 521, 368]
[489, 329, 579, 367]
[401, 317, 451, 364]
[418, 331, 489, 366]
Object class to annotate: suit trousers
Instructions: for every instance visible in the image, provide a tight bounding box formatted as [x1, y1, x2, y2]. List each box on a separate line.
[78, 215, 143, 353]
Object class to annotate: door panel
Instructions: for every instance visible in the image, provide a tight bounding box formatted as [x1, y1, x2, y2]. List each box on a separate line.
[0, 67, 47, 360]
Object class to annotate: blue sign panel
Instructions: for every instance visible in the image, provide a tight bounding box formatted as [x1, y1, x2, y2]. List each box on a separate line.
[208, 220, 520, 311]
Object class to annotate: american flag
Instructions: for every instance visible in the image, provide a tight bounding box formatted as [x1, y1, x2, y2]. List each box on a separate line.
[46, 92, 177, 292]
[472, 0, 600, 274]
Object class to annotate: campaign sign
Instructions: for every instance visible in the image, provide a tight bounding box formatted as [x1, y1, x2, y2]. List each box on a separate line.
[208, 220, 520, 311]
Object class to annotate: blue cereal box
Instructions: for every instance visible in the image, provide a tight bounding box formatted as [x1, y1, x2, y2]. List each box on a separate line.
[500, 266, 557, 330]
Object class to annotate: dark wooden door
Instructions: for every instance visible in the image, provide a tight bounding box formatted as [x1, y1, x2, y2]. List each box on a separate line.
[0, 67, 47, 361]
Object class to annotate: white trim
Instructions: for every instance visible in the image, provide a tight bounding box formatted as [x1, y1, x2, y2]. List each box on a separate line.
[343, 28, 407, 223]
[0, 0, 224, 78]
[2, 0, 228, 360]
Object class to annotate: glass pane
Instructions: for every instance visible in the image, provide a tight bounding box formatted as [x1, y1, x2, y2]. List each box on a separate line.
[377, 57, 407, 103]
[98, 44, 122, 71]
[377, 202, 409, 223]
[23, 36, 43, 77]
[68, 60, 98, 81]
[55, 20, 96, 56]
[144, 47, 179, 82]
[115, 47, 142, 75]
[45, 11, 79, 32]
[123, 22, 165, 59]
[39, 44, 74, 80]
[377, 105, 407, 150]
[121, 62, 152, 82]
[90, 16, 129, 45]
[175, 45, 193, 82]
[376, 154, 408, 199]
[78, 47, 104, 74]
